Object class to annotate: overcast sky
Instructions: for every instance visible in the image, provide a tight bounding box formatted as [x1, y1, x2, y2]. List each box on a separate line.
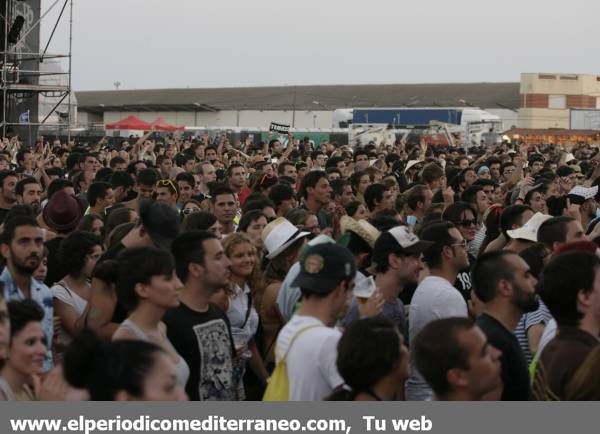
[41, 0, 600, 91]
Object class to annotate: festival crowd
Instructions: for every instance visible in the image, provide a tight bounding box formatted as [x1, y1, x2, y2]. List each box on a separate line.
[0, 131, 597, 401]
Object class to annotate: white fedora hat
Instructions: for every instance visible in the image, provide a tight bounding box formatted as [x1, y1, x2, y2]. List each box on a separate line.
[262, 217, 310, 260]
[507, 212, 552, 243]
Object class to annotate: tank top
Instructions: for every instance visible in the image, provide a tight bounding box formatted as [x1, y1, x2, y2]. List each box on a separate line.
[120, 319, 190, 388]
[0, 377, 15, 401]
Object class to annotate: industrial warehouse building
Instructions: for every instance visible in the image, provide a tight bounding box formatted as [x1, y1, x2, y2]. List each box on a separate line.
[74, 73, 600, 132]
[75, 82, 520, 132]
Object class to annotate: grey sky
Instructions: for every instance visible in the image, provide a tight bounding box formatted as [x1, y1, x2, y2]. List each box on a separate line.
[41, 0, 600, 91]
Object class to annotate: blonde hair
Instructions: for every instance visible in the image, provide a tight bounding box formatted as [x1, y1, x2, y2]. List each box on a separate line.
[222, 232, 262, 295]
[222, 232, 255, 257]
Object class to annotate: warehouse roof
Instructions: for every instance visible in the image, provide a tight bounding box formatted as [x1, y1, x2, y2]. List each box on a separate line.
[76, 82, 520, 113]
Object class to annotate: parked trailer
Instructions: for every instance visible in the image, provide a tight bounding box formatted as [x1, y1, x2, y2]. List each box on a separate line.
[570, 109, 600, 130]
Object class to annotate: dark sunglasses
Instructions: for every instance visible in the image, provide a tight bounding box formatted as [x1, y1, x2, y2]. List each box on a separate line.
[182, 207, 200, 216]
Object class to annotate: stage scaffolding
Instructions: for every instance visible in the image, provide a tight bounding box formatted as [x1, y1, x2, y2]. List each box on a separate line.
[1, 0, 73, 144]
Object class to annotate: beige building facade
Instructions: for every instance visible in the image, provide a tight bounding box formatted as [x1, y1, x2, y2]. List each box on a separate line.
[519, 73, 600, 129]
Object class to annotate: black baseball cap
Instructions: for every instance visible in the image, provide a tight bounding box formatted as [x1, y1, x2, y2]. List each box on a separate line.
[139, 199, 180, 250]
[556, 166, 575, 177]
[292, 244, 357, 295]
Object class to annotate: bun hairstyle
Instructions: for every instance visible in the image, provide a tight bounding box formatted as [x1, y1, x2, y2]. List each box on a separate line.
[99, 247, 175, 311]
[63, 330, 164, 400]
[327, 317, 402, 401]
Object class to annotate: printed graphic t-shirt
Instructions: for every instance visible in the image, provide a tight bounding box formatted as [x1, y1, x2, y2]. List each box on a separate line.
[164, 302, 236, 401]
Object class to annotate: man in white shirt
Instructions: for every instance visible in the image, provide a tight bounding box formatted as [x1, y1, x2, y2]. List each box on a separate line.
[406, 221, 470, 401]
[274, 243, 357, 401]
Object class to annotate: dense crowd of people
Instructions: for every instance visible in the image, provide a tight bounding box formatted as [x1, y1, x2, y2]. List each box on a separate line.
[0, 131, 597, 401]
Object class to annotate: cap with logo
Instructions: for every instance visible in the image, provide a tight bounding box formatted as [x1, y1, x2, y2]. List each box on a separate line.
[292, 243, 357, 295]
[372, 225, 434, 268]
[567, 185, 598, 206]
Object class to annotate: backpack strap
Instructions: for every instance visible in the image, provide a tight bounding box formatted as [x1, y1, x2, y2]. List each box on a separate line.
[240, 292, 253, 330]
[54, 280, 73, 297]
[279, 324, 322, 362]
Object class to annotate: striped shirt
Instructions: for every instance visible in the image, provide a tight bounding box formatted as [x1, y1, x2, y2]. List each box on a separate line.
[514, 300, 552, 364]
[469, 225, 486, 257]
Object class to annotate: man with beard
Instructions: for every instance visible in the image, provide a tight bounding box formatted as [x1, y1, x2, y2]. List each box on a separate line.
[15, 178, 42, 215]
[406, 222, 470, 401]
[165, 230, 236, 401]
[0, 293, 8, 360]
[413, 318, 503, 401]
[0, 216, 53, 370]
[0, 171, 18, 224]
[195, 162, 216, 197]
[472, 250, 539, 400]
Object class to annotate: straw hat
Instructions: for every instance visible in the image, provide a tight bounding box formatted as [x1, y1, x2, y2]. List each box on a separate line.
[262, 217, 310, 260]
[339, 215, 381, 248]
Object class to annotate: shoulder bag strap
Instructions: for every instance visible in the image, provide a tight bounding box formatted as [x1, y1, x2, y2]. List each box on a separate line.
[280, 324, 322, 362]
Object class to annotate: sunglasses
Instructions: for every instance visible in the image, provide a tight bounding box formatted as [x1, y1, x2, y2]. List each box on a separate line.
[182, 207, 200, 216]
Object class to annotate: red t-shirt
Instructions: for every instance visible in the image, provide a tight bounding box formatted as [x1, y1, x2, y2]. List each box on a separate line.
[237, 186, 252, 206]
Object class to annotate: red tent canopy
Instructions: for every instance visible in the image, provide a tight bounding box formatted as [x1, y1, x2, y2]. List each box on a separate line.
[149, 116, 185, 132]
[105, 115, 151, 130]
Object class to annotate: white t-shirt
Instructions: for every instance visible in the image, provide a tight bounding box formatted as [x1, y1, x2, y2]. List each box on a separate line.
[275, 315, 343, 401]
[406, 275, 468, 401]
[50, 280, 88, 352]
